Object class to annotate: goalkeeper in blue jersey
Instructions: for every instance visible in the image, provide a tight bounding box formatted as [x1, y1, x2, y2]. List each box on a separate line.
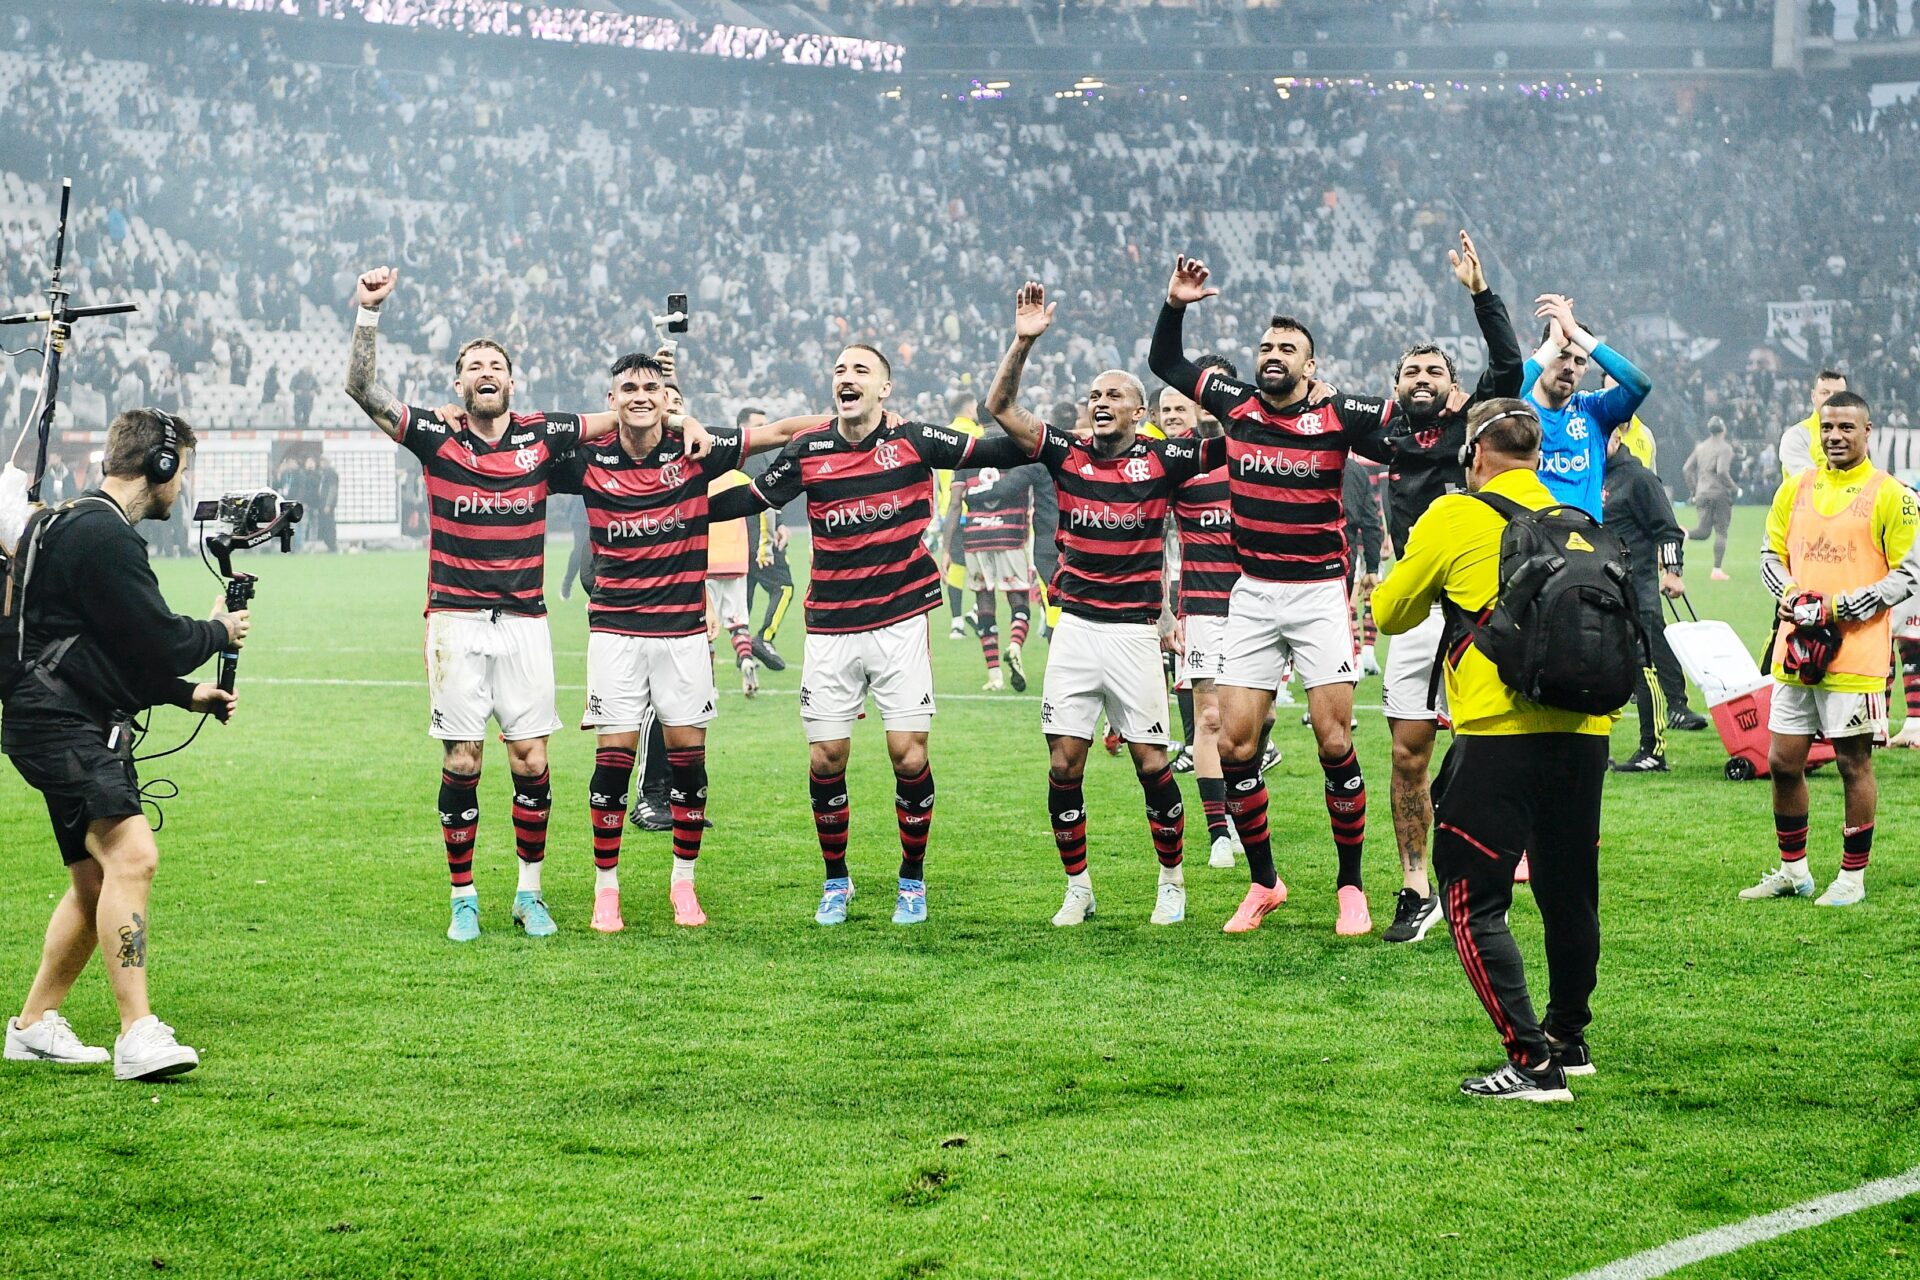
[1518, 294, 1651, 519]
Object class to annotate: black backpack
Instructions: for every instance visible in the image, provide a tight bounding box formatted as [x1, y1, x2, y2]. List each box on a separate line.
[1438, 492, 1645, 716]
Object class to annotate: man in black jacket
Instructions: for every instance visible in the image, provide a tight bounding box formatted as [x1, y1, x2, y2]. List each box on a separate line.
[1375, 232, 1525, 943]
[1602, 425, 1702, 772]
[3, 409, 247, 1082]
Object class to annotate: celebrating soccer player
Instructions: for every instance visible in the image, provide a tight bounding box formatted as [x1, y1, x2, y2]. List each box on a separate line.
[1148, 256, 1397, 936]
[1518, 294, 1651, 519]
[705, 346, 986, 926]
[940, 456, 1041, 692]
[342, 266, 709, 942]
[1746, 392, 1918, 906]
[976, 282, 1207, 926]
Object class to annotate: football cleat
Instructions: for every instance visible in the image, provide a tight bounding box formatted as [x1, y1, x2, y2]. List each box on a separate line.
[740, 655, 760, 699]
[1259, 741, 1282, 774]
[1334, 885, 1372, 936]
[1739, 866, 1816, 900]
[1360, 645, 1380, 676]
[1222, 881, 1287, 934]
[1052, 882, 1097, 927]
[983, 668, 1005, 692]
[815, 877, 855, 925]
[5, 1011, 110, 1065]
[1006, 641, 1028, 692]
[749, 635, 786, 672]
[1709, 568, 1731, 581]
[590, 887, 625, 934]
[670, 880, 708, 927]
[1150, 880, 1187, 925]
[1170, 744, 1195, 774]
[1208, 834, 1237, 869]
[1815, 875, 1866, 907]
[1461, 1060, 1571, 1102]
[892, 879, 928, 925]
[1103, 728, 1123, 757]
[447, 895, 481, 942]
[1514, 852, 1531, 884]
[1889, 720, 1920, 749]
[948, 618, 967, 639]
[512, 891, 558, 937]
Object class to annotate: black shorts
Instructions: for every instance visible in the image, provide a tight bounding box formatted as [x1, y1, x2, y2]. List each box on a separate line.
[4, 721, 143, 865]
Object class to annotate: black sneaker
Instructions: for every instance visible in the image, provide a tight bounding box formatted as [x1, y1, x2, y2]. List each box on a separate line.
[1170, 744, 1195, 774]
[1547, 1036, 1595, 1077]
[1382, 888, 1442, 943]
[630, 796, 673, 831]
[1668, 708, 1708, 731]
[750, 635, 787, 672]
[1461, 1059, 1572, 1102]
[1259, 741, 1282, 774]
[1006, 643, 1027, 692]
[1609, 750, 1668, 773]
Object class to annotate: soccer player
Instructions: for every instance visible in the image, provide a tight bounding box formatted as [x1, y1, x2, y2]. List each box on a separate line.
[1745, 392, 1918, 906]
[937, 390, 985, 636]
[1683, 417, 1737, 581]
[941, 457, 1040, 691]
[550, 354, 794, 930]
[342, 266, 710, 942]
[1342, 458, 1385, 676]
[1518, 294, 1652, 519]
[707, 465, 759, 698]
[1373, 399, 1611, 1101]
[706, 346, 985, 926]
[1895, 599, 1920, 749]
[741, 406, 796, 672]
[1149, 256, 1397, 936]
[978, 282, 1204, 926]
[1778, 369, 1850, 478]
[1602, 424, 1694, 773]
[1165, 375, 1243, 869]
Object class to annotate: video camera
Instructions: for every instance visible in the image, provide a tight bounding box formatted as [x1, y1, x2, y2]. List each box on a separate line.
[195, 488, 302, 718]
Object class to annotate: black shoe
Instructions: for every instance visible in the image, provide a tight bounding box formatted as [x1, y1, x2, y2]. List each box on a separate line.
[1461, 1059, 1572, 1102]
[630, 796, 673, 831]
[1546, 1036, 1595, 1077]
[750, 635, 787, 672]
[1668, 708, 1708, 731]
[1005, 643, 1027, 692]
[1382, 888, 1442, 943]
[1609, 750, 1668, 773]
[1259, 741, 1282, 774]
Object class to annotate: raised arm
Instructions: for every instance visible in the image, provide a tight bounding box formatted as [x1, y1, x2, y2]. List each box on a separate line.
[1536, 294, 1650, 426]
[1452, 232, 1523, 400]
[1148, 255, 1218, 397]
[344, 267, 405, 440]
[983, 282, 1057, 457]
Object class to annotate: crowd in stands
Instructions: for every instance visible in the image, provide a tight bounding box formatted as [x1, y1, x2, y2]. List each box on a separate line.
[0, 5, 1913, 505]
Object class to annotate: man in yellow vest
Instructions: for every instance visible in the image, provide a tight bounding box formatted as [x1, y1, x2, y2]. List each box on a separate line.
[1374, 399, 1612, 1101]
[1746, 391, 1919, 906]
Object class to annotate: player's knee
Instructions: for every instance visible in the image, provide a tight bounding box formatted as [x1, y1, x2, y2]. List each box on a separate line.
[100, 837, 159, 884]
[810, 741, 851, 775]
[443, 740, 484, 774]
[1317, 724, 1353, 760]
[1766, 747, 1804, 782]
[1391, 736, 1431, 782]
[1196, 701, 1222, 738]
[891, 744, 929, 778]
[1834, 746, 1874, 783]
[1048, 763, 1084, 787]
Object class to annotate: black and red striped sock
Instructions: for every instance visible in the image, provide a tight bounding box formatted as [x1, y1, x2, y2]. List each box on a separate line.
[590, 747, 636, 873]
[439, 768, 480, 888]
[729, 626, 753, 666]
[1196, 775, 1230, 843]
[1841, 822, 1874, 873]
[1137, 765, 1184, 868]
[1775, 810, 1809, 864]
[1007, 594, 1030, 648]
[977, 604, 1000, 671]
[1362, 596, 1378, 647]
[1322, 749, 1366, 889]
[511, 769, 551, 866]
[667, 746, 708, 864]
[894, 766, 934, 880]
[1902, 640, 1920, 719]
[1048, 773, 1088, 875]
[1222, 756, 1276, 888]
[811, 769, 850, 879]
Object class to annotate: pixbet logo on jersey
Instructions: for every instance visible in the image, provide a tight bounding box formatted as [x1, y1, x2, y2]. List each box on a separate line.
[452, 492, 537, 518]
[1197, 508, 1231, 528]
[607, 511, 686, 540]
[821, 496, 904, 531]
[1238, 451, 1322, 478]
[1068, 505, 1148, 530]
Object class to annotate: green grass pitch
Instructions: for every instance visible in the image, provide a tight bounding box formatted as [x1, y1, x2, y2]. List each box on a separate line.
[2, 505, 1918, 1279]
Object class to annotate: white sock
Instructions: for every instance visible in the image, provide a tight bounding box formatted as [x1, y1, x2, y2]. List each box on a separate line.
[1159, 862, 1185, 886]
[451, 885, 478, 901]
[594, 866, 619, 892]
[517, 859, 543, 894]
[1067, 870, 1092, 891]
[670, 858, 697, 885]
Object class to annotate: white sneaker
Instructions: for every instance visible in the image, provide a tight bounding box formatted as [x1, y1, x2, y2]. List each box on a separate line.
[1209, 835, 1237, 869]
[1052, 883, 1097, 927]
[982, 668, 1004, 691]
[4, 1010, 110, 1064]
[1150, 880, 1187, 925]
[740, 655, 759, 698]
[1738, 866, 1816, 900]
[1816, 875, 1866, 907]
[1360, 644, 1380, 676]
[948, 619, 966, 639]
[113, 1015, 200, 1082]
[1890, 720, 1920, 749]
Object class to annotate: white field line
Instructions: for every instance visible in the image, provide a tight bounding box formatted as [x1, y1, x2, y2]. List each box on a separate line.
[1565, 1165, 1920, 1280]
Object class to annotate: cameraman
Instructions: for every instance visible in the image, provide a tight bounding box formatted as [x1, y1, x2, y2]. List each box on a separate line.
[3, 409, 248, 1082]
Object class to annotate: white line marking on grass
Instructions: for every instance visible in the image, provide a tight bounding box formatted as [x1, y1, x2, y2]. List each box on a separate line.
[1566, 1165, 1920, 1280]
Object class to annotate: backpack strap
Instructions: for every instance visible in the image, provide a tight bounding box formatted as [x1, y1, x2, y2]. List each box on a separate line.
[1464, 489, 1531, 522]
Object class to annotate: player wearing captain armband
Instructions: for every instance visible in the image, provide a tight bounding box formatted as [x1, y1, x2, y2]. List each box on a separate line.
[1744, 392, 1920, 907]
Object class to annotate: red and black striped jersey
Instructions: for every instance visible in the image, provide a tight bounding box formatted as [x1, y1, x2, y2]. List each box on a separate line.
[1173, 464, 1235, 617]
[958, 465, 1039, 552]
[985, 425, 1202, 625]
[397, 405, 583, 615]
[1190, 371, 1395, 584]
[549, 427, 746, 637]
[749, 416, 979, 634]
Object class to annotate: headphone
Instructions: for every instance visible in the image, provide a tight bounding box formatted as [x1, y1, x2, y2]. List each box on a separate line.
[144, 409, 181, 485]
[1458, 408, 1537, 469]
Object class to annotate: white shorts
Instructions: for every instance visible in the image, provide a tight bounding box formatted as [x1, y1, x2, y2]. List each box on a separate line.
[584, 631, 717, 733]
[1769, 683, 1886, 740]
[1179, 614, 1228, 684]
[1383, 604, 1447, 722]
[967, 548, 1033, 593]
[1221, 576, 1357, 693]
[424, 610, 562, 743]
[707, 576, 748, 630]
[800, 613, 936, 742]
[1041, 613, 1172, 746]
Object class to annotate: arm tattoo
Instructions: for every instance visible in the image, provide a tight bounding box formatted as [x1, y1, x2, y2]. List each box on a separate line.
[116, 912, 147, 969]
[345, 323, 404, 440]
